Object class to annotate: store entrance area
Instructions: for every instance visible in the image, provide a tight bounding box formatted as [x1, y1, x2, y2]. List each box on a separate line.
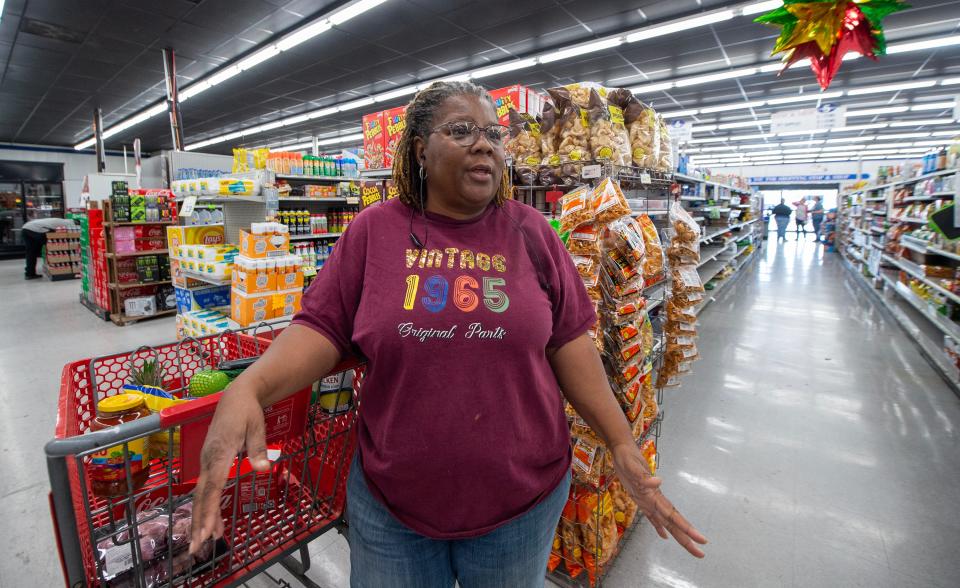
[761, 186, 839, 239]
[4, 236, 958, 587]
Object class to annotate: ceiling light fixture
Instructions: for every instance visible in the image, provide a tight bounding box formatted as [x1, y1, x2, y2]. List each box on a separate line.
[700, 100, 768, 114]
[942, 77, 960, 86]
[887, 34, 960, 54]
[765, 91, 844, 105]
[846, 80, 938, 96]
[471, 58, 538, 79]
[538, 38, 624, 63]
[674, 67, 759, 88]
[661, 109, 701, 118]
[845, 106, 909, 117]
[741, 1, 783, 16]
[625, 10, 734, 43]
[890, 118, 954, 127]
[910, 101, 957, 112]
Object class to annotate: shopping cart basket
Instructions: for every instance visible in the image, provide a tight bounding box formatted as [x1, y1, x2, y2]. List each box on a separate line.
[45, 324, 364, 588]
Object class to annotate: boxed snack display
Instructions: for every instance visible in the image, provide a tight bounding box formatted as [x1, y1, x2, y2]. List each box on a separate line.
[231, 290, 275, 325]
[383, 106, 406, 170]
[174, 285, 231, 313]
[166, 225, 225, 250]
[239, 228, 290, 259]
[489, 85, 540, 125]
[363, 111, 386, 170]
[359, 180, 385, 209]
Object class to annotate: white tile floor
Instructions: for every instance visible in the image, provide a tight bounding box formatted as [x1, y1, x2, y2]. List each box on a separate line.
[3, 236, 960, 587]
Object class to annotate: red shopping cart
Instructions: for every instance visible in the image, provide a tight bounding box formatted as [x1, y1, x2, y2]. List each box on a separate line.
[45, 324, 364, 587]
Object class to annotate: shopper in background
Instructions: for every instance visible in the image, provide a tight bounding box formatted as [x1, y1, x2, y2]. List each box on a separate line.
[792, 198, 808, 239]
[772, 199, 792, 242]
[21, 216, 77, 280]
[809, 196, 825, 242]
[190, 81, 706, 586]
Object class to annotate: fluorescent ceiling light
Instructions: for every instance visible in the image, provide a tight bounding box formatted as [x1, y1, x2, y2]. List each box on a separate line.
[538, 38, 623, 63]
[739, 143, 778, 149]
[847, 80, 938, 96]
[717, 119, 771, 130]
[910, 101, 956, 112]
[822, 145, 866, 151]
[251, 120, 284, 133]
[311, 106, 340, 119]
[845, 106, 909, 117]
[826, 136, 875, 143]
[317, 132, 364, 145]
[328, 0, 390, 26]
[781, 148, 821, 154]
[338, 97, 376, 111]
[887, 34, 960, 54]
[914, 140, 952, 146]
[689, 137, 730, 144]
[276, 19, 333, 51]
[625, 10, 734, 43]
[890, 118, 954, 127]
[471, 58, 537, 79]
[207, 65, 241, 87]
[876, 132, 930, 139]
[942, 77, 960, 86]
[778, 128, 829, 136]
[282, 113, 313, 126]
[741, 1, 783, 16]
[832, 123, 888, 132]
[780, 140, 825, 146]
[674, 67, 757, 88]
[736, 133, 775, 140]
[632, 81, 674, 93]
[375, 85, 420, 102]
[932, 129, 960, 136]
[750, 150, 782, 157]
[700, 100, 767, 114]
[693, 125, 718, 132]
[179, 80, 211, 102]
[699, 147, 737, 152]
[236, 45, 280, 71]
[766, 91, 844, 105]
[662, 109, 700, 118]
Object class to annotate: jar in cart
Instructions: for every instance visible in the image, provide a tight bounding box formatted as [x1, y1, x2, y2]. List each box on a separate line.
[89, 394, 152, 498]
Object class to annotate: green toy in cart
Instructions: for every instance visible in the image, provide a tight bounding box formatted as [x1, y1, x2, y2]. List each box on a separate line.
[188, 369, 244, 397]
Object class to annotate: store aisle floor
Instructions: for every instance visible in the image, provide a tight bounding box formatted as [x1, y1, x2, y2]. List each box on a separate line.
[4, 236, 960, 588]
[603, 238, 960, 588]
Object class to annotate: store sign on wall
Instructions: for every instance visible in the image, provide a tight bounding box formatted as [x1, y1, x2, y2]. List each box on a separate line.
[770, 104, 846, 134]
[668, 119, 693, 142]
[748, 174, 869, 182]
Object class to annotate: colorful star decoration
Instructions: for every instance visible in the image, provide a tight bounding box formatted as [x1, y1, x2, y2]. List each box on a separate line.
[756, 0, 910, 89]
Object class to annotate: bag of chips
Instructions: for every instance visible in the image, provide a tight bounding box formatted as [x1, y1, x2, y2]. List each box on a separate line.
[559, 185, 594, 233]
[505, 109, 541, 166]
[672, 265, 705, 294]
[567, 222, 602, 256]
[549, 87, 591, 162]
[606, 216, 646, 263]
[623, 97, 658, 169]
[592, 178, 632, 224]
[669, 288, 704, 309]
[656, 116, 672, 171]
[540, 100, 560, 160]
[559, 494, 584, 578]
[577, 491, 619, 584]
[587, 88, 631, 166]
[608, 480, 639, 534]
[635, 214, 664, 279]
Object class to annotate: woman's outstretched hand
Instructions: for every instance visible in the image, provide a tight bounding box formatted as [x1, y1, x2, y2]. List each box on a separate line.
[612, 443, 707, 558]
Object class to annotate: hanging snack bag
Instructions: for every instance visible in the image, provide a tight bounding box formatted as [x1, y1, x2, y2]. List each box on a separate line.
[567, 222, 602, 256]
[571, 254, 601, 280]
[672, 265, 705, 294]
[583, 263, 603, 301]
[669, 288, 704, 309]
[608, 480, 639, 534]
[549, 87, 591, 162]
[592, 178, 632, 224]
[538, 155, 566, 187]
[560, 494, 585, 578]
[505, 109, 541, 166]
[572, 427, 612, 488]
[657, 115, 673, 171]
[601, 247, 640, 288]
[540, 100, 560, 160]
[636, 213, 665, 279]
[623, 96, 658, 168]
[589, 88, 631, 166]
[559, 185, 594, 233]
[548, 531, 564, 573]
[577, 491, 619, 584]
[666, 299, 697, 324]
[606, 216, 647, 263]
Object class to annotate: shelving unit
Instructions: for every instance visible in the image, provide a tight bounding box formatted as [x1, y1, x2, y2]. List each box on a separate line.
[289, 232, 345, 241]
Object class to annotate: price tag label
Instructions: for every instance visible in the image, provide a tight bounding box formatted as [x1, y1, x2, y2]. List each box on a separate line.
[179, 196, 197, 217]
[581, 165, 601, 179]
[640, 173, 652, 185]
[346, 196, 360, 205]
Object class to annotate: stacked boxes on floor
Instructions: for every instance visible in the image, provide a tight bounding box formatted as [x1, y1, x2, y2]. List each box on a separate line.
[43, 229, 81, 279]
[88, 208, 109, 310]
[231, 224, 303, 327]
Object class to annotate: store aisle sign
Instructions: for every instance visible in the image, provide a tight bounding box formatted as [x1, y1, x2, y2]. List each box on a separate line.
[749, 174, 869, 182]
[668, 119, 693, 142]
[770, 104, 846, 133]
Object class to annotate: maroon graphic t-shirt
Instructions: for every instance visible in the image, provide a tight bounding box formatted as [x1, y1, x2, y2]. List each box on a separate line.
[292, 197, 596, 538]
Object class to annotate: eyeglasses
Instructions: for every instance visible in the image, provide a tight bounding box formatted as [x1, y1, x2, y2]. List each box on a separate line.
[430, 121, 511, 147]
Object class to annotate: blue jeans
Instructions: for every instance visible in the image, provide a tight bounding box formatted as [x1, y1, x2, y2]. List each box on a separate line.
[346, 455, 570, 588]
[775, 216, 790, 239]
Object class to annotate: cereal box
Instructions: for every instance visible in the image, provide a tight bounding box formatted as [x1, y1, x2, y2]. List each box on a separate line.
[363, 111, 386, 170]
[489, 85, 530, 126]
[384, 106, 407, 170]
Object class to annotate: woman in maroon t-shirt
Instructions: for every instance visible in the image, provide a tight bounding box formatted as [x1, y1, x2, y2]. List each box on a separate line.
[191, 81, 706, 585]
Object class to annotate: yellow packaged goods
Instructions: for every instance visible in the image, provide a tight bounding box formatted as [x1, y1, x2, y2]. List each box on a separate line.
[559, 496, 585, 579]
[623, 96, 659, 169]
[577, 491, 619, 580]
[582, 264, 602, 301]
[548, 86, 591, 161]
[592, 178, 631, 224]
[273, 289, 303, 317]
[609, 480, 639, 533]
[656, 116, 672, 171]
[505, 109, 541, 165]
[166, 225, 225, 249]
[559, 185, 594, 233]
[231, 290, 274, 326]
[232, 258, 277, 294]
[601, 247, 639, 287]
[218, 178, 256, 196]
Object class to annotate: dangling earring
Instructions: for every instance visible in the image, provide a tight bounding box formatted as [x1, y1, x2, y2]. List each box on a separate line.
[418, 166, 427, 212]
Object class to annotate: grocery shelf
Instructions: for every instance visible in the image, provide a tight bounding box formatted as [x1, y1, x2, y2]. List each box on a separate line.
[698, 259, 727, 283]
[870, 242, 885, 251]
[864, 196, 886, 202]
[694, 249, 759, 316]
[697, 244, 729, 268]
[106, 249, 170, 258]
[675, 172, 751, 194]
[171, 259, 232, 286]
[109, 280, 172, 290]
[275, 174, 358, 182]
[899, 238, 927, 255]
[698, 218, 757, 244]
[680, 195, 705, 201]
[174, 195, 265, 203]
[105, 221, 176, 227]
[869, 226, 886, 234]
[896, 217, 929, 224]
[289, 232, 344, 241]
[360, 168, 393, 178]
[278, 197, 351, 203]
[882, 254, 960, 305]
[861, 168, 958, 193]
[926, 246, 960, 262]
[888, 277, 960, 342]
[902, 194, 950, 202]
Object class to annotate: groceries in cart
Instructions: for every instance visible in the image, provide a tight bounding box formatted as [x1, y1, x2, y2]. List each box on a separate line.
[96, 497, 226, 587]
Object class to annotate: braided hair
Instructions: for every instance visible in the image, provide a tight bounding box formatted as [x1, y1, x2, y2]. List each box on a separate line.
[392, 81, 511, 211]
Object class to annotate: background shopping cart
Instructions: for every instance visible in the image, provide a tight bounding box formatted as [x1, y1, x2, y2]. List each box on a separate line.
[45, 324, 363, 588]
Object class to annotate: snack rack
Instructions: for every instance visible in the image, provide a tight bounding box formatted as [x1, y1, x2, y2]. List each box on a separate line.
[45, 322, 363, 588]
[519, 162, 677, 587]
